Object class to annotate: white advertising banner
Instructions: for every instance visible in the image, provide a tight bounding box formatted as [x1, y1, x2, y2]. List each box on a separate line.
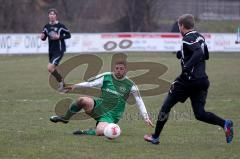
[0, 33, 239, 54]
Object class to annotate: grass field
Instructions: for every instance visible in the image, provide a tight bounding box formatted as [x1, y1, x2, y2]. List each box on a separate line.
[0, 52, 239, 159]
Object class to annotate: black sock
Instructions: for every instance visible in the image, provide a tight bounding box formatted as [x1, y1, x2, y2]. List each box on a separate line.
[153, 112, 169, 139]
[51, 69, 63, 82]
[152, 95, 178, 139]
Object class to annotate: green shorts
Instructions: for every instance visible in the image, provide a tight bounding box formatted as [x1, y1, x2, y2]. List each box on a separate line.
[89, 97, 119, 124]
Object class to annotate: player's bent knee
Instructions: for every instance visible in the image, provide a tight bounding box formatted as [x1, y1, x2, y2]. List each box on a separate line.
[47, 64, 56, 73]
[194, 112, 205, 121]
[76, 97, 94, 113]
[96, 126, 104, 136]
[76, 97, 85, 106]
[47, 67, 53, 73]
[76, 97, 90, 107]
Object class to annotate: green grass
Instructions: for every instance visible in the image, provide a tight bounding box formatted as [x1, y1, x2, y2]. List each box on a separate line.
[0, 53, 239, 159]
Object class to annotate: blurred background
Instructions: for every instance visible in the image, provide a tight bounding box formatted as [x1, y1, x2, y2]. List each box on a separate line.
[0, 0, 239, 33]
[0, 1, 240, 159]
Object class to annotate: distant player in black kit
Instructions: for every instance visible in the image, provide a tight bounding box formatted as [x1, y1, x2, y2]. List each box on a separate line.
[144, 14, 234, 144]
[40, 8, 71, 92]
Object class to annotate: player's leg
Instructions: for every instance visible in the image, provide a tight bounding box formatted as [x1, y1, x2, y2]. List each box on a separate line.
[73, 128, 96, 136]
[48, 63, 63, 82]
[144, 94, 178, 144]
[95, 122, 109, 136]
[48, 51, 65, 91]
[50, 96, 95, 123]
[73, 121, 110, 136]
[144, 79, 186, 144]
[64, 96, 95, 119]
[190, 90, 225, 126]
[74, 105, 117, 136]
[73, 98, 111, 136]
[190, 90, 233, 143]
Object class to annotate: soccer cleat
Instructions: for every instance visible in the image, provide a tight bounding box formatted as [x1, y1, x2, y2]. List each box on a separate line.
[144, 134, 160, 145]
[224, 119, 234, 144]
[73, 128, 96, 136]
[73, 130, 86, 135]
[58, 81, 68, 93]
[50, 115, 69, 124]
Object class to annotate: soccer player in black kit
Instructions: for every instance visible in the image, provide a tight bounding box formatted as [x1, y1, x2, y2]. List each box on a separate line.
[144, 14, 234, 144]
[40, 8, 71, 92]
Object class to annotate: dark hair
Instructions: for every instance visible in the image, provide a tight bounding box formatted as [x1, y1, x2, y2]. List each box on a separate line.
[48, 8, 58, 15]
[178, 14, 195, 29]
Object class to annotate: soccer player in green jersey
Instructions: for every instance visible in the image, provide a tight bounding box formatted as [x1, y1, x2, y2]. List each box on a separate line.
[50, 60, 153, 136]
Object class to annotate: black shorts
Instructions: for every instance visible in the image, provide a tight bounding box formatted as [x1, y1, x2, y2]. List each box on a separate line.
[168, 76, 209, 103]
[49, 51, 64, 66]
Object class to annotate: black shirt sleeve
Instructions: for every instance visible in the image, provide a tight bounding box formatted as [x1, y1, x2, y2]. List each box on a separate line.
[41, 25, 48, 41]
[182, 36, 204, 70]
[59, 24, 71, 40]
[184, 48, 203, 70]
[204, 43, 209, 60]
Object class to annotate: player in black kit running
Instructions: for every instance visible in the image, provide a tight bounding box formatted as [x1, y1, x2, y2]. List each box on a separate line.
[144, 14, 233, 144]
[40, 8, 71, 92]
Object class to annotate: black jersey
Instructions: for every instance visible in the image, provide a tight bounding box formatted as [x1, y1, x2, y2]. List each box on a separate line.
[178, 30, 209, 80]
[42, 22, 71, 53]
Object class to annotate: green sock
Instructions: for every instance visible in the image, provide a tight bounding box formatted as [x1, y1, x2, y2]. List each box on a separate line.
[83, 129, 96, 136]
[63, 102, 81, 120]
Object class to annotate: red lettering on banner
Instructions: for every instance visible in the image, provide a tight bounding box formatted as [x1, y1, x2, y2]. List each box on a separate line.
[160, 34, 181, 38]
[203, 34, 211, 39]
[118, 34, 132, 38]
[101, 33, 181, 39]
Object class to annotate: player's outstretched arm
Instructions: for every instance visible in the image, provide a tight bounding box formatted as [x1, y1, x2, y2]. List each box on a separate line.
[131, 85, 154, 127]
[64, 76, 104, 93]
[59, 24, 71, 39]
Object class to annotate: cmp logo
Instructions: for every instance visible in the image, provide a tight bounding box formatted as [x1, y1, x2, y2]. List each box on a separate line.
[49, 53, 171, 120]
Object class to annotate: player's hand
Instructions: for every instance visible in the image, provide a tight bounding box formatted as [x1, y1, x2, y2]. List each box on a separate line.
[64, 85, 76, 93]
[176, 50, 182, 59]
[40, 33, 46, 40]
[145, 118, 154, 127]
[51, 33, 60, 40]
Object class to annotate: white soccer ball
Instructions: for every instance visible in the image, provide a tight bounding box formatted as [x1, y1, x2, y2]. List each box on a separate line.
[49, 31, 57, 39]
[103, 123, 121, 139]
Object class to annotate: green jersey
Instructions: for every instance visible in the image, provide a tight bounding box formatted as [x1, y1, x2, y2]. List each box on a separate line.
[89, 72, 134, 123]
[75, 72, 149, 124]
